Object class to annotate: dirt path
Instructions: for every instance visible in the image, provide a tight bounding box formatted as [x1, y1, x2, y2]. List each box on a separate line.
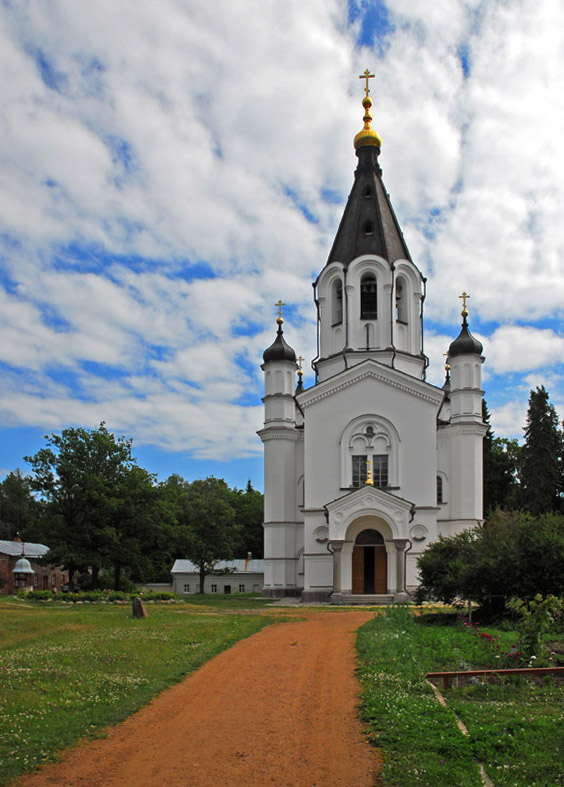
[16, 610, 380, 787]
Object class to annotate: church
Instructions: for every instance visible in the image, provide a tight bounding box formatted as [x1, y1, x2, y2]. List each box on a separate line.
[259, 74, 487, 602]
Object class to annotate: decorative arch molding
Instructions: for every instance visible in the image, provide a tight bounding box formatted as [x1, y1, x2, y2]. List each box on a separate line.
[325, 485, 413, 542]
[348, 254, 391, 281]
[345, 514, 395, 543]
[393, 259, 423, 295]
[340, 413, 401, 488]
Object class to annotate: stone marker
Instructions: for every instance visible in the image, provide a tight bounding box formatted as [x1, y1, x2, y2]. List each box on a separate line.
[132, 597, 147, 619]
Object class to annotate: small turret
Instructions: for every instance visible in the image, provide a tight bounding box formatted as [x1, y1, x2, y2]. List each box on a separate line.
[448, 292, 483, 357]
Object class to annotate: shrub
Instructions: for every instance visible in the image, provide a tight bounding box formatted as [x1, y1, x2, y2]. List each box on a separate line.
[417, 511, 564, 611]
[507, 593, 564, 662]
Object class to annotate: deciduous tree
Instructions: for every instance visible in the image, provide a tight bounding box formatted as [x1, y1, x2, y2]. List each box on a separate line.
[417, 510, 564, 612]
[174, 476, 240, 593]
[25, 423, 160, 589]
[0, 469, 40, 540]
[232, 480, 264, 559]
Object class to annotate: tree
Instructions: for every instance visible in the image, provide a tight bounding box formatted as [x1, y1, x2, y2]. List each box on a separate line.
[520, 386, 563, 515]
[0, 469, 41, 540]
[232, 480, 264, 559]
[175, 476, 240, 593]
[482, 401, 521, 512]
[25, 423, 161, 589]
[417, 510, 564, 612]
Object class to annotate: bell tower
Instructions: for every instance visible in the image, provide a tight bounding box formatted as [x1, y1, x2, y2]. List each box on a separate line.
[313, 70, 426, 383]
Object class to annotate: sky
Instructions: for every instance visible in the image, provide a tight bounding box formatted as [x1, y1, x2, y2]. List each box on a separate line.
[1, 0, 564, 491]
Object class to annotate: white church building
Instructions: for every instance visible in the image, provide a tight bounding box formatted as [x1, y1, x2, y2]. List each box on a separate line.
[259, 78, 486, 603]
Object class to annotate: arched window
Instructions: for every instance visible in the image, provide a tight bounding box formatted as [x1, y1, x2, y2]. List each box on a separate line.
[437, 475, 443, 504]
[331, 279, 343, 325]
[395, 276, 407, 323]
[360, 273, 377, 319]
[363, 219, 374, 235]
[341, 414, 399, 489]
[363, 184, 372, 198]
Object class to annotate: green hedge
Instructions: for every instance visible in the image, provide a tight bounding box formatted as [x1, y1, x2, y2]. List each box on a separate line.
[18, 589, 178, 602]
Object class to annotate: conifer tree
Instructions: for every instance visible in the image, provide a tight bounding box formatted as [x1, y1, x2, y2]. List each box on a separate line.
[520, 386, 563, 515]
[482, 400, 520, 512]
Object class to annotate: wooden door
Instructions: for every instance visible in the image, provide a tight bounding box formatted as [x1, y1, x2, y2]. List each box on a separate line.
[352, 545, 364, 594]
[374, 546, 387, 593]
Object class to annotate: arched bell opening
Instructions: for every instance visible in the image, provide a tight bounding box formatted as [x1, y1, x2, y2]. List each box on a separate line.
[352, 528, 387, 594]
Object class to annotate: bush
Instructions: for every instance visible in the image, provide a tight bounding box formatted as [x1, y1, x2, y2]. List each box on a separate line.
[417, 510, 564, 611]
[507, 593, 564, 662]
[21, 588, 179, 603]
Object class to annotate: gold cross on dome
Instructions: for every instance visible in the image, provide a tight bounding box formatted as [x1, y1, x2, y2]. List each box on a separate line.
[275, 299, 285, 322]
[459, 291, 470, 309]
[297, 356, 304, 371]
[359, 69, 375, 97]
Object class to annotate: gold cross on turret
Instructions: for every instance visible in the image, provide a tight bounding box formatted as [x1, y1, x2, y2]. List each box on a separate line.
[297, 355, 304, 373]
[459, 291, 470, 317]
[443, 351, 450, 371]
[359, 69, 375, 98]
[275, 299, 285, 325]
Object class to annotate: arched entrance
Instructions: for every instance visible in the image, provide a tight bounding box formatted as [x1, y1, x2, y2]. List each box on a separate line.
[352, 529, 387, 594]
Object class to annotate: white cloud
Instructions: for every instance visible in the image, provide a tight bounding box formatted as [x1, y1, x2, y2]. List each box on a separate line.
[1, 0, 564, 471]
[484, 326, 564, 375]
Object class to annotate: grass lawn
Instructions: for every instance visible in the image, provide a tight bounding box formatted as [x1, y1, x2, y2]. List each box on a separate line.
[0, 596, 279, 786]
[178, 592, 275, 609]
[357, 606, 564, 787]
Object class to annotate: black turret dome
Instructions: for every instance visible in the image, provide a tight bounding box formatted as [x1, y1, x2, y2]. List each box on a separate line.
[262, 326, 296, 363]
[449, 317, 483, 357]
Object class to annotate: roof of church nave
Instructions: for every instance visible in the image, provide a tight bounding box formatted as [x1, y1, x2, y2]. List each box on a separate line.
[324, 70, 412, 270]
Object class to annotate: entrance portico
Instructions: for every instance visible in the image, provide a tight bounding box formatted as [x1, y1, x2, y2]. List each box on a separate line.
[324, 486, 412, 604]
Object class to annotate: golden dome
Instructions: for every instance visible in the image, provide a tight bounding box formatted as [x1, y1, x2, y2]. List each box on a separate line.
[354, 96, 382, 150]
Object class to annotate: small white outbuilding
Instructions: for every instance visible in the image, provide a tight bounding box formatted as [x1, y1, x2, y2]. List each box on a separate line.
[171, 556, 264, 595]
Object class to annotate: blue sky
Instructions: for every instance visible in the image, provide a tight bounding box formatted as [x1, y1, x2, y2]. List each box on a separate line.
[1, 0, 564, 491]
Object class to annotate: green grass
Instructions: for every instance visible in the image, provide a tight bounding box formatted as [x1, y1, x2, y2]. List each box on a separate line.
[0, 597, 278, 785]
[448, 680, 564, 786]
[357, 607, 564, 786]
[179, 592, 275, 609]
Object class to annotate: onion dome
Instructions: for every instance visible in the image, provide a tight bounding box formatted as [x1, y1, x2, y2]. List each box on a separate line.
[263, 302, 296, 363]
[263, 325, 296, 363]
[448, 295, 483, 357]
[13, 556, 34, 574]
[354, 70, 381, 150]
[354, 95, 382, 151]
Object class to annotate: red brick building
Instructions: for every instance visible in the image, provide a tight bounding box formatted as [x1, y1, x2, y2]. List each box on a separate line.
[0, 535, 68, 594]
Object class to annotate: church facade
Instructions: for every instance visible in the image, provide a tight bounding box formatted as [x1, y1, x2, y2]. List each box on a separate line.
[259, 81, 486, 602]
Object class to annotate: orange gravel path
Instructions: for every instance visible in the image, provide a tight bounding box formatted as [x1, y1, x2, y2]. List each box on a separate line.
[16, 610, 380, 787]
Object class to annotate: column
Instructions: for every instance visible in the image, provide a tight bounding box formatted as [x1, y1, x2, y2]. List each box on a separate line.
[393, 539, 409, 596]
[332, 540, 344, 593]
[329, 540, 345, 603]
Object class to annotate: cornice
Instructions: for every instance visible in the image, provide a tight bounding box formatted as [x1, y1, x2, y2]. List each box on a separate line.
[299, 363, 443, 409]
[257, 428, 302, 442]
[437, 422, 488, 438]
